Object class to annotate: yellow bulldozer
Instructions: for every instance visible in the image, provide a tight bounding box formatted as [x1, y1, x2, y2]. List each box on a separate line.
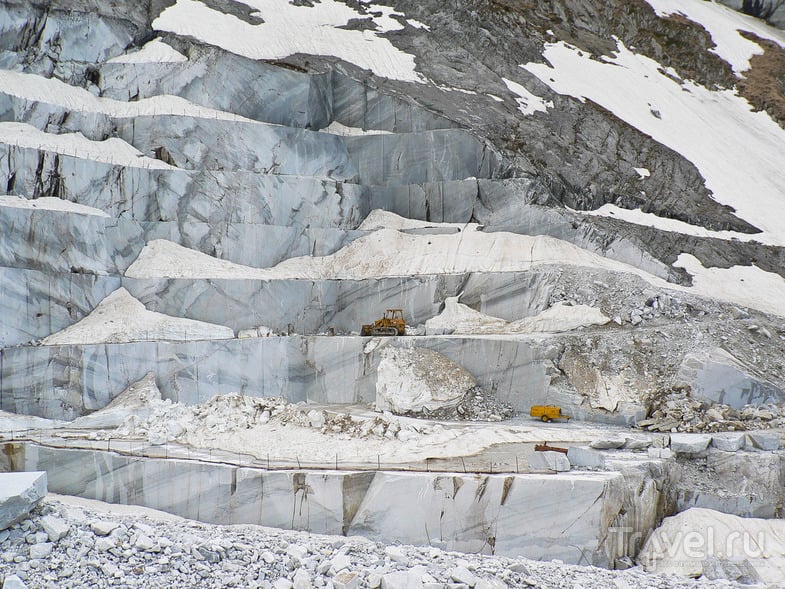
[361, 309, 406, 336]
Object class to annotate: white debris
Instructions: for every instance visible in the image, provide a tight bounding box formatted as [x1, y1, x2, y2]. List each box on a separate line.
[424, 297, 507, 335]
[506, 302, 610, 333]
[41, 288, 234, 345]
[70, 374, 163, 430]
[319, 121, 393, 136]
[425, 298, 609, 335]
[0, 195, 109, 217]
[357, 209, 476, 232]
[0, 122, 176, 170]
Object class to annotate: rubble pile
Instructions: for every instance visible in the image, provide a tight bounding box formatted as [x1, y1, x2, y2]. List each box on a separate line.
[415, 386, 514, 422]
[638, 387, 785, 433]
[0, 497, 738, 589]
[100, 393, 456, 446]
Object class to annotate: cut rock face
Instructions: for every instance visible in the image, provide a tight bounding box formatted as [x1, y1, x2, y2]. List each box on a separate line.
[0, 472, 47, 531]
[375, 347, 476, 414]
[677, 348, 785, 408]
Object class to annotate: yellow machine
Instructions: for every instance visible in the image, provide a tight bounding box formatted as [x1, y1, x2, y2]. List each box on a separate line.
[530, 405, 571, 422]
[361, 309, 406, 336]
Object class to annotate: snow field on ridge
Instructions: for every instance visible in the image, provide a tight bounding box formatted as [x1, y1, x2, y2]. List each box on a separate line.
[152, 0, 424, 83]
[644, 0, 785, 74]
[523, 40, 785, 246]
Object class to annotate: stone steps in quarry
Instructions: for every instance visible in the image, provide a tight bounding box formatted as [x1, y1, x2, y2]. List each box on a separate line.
[3, 1, 785, 582]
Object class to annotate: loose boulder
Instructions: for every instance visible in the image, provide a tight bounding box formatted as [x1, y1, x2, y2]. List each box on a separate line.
[670, 433, 712, 454]
[375, 347, 476, 414]
[529, 451, 570, 472]
[747, 430, 781, 451]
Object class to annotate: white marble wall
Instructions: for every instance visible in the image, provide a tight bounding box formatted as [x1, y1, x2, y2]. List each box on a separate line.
[4, 442, 643, 566]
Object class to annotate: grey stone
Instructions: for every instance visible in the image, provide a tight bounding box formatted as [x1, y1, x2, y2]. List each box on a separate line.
[677, 348, 785, 408]
[747, 430, 781, 451]
[332, 571, 360, 589]
[646, 448, 674, 459]
[589, 438, 626, 450]
[475, 579, 508, 589]
[566, 447, 606, 469]
[528, 451, 570, 472]
[330, 554, 351, 573]
[28, 542, 53, 559]
[670, 433, 712, 454]
[39, 515, 69, 542]
[450, 566, 476, 586]
[0, 472, 47, 532]
[90, 521, 120, 536]
[381, 571, 421, 589]
[292, 569, 311, 589]
[711, 432, 747, 452]
[1, 575, 28, 589]
[134, 534, 156, 551]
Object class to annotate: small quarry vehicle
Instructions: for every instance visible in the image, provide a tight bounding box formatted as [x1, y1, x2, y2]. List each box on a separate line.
[530, 405, 571, 422]
[361, 309, 406, 336]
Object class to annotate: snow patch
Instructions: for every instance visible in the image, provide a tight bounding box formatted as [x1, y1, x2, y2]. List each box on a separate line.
[644, 0, 785, 74]
[0, 122, 176, 169]
[41, 288, 234, 345]
[523, 40, 785, 246]
[674, 253, 785, 318]
[633, 167, 650, 179]
[406, 18, 430, 31]
[152, 0, 424, 83]
[502, 77, 552, 116]
[0, 195, 109, 217]
[106, 37, 187, 63]
[581, 204, 774, 244]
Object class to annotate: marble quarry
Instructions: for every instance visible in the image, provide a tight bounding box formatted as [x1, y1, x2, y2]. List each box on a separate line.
[4, 0, 785, 579]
